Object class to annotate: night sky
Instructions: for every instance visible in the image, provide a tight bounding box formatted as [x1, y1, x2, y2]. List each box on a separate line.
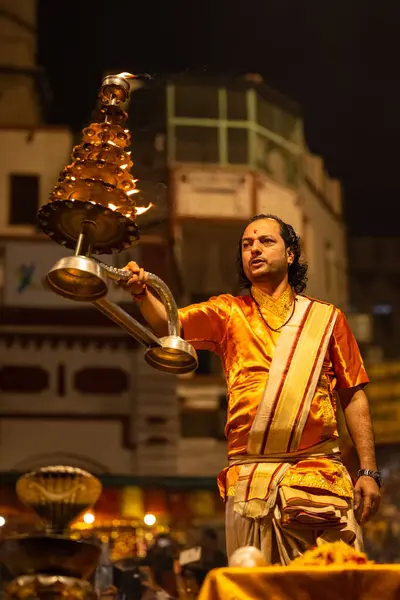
[38, 0, 400, 235]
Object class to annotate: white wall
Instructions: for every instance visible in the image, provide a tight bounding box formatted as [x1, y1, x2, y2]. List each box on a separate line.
[0, 337, 180, 475]
[178, 438, 226, 476]
[0, 128, 73, 235]
[300, 149, 347, 307]
[0, 337, 136, 473]
[0, 417, 133, 474]
[300, 180, 348, 308]
[256, 174, 303, 236]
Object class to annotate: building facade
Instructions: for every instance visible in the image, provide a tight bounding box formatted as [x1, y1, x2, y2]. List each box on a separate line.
[0, 1, 180, 484]
[0, 4, 348, 488]
[129, 75, 347, 476]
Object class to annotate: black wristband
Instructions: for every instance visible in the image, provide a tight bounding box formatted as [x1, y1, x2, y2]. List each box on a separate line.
[357, 469, 382, 488]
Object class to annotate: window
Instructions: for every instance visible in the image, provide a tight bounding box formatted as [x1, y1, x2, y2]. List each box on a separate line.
[257, 98, 279, 132]
[9, 174, 39, 225]
[255, 135, 300, 185]
[74, 367, 128, 394]
[175, 86, 219, 119]
[0, 365, 49, 392]
[175, 126, 219, 163]
[227, 128, 248, 164]
[255, 134, 268, 170]
[227, 91, 247, 120]
[279, 112, 298, 141]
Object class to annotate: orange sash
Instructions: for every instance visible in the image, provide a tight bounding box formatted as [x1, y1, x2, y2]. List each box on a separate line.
[249, 296, 337, 455]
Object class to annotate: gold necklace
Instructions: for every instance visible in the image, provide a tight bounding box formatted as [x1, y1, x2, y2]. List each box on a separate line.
[251, 288, 296, 332]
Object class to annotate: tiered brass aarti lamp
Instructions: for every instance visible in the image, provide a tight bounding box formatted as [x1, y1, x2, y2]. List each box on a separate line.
[37, 73, 197, 375]
[0, 466, 102, 600]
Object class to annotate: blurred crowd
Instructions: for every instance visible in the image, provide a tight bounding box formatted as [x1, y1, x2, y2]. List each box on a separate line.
[363, 446, 400, 564]
[95, 528, 226, 600]
[0, 528, 226, 600]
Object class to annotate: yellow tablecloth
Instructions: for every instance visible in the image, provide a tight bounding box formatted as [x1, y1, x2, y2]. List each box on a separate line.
[198, 565, 400, 600]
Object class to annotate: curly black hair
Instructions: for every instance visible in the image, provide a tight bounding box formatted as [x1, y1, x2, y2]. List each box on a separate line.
[236, 213, 308, 294]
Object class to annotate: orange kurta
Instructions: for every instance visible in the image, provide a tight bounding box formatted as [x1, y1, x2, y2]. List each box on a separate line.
[178, 288, 369, 502]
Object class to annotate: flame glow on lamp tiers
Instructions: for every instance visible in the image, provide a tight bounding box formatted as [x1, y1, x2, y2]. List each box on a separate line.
[37, 72, 154, 255]
[36, 72, 199, 376]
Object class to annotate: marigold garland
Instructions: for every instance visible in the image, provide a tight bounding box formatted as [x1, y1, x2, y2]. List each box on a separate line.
[290, 541, 372, 567]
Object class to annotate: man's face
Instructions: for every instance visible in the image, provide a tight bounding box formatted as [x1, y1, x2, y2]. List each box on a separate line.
[241, 218, 293, 285]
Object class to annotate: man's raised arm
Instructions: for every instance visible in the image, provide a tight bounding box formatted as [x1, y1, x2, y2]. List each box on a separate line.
[118, 261, 181, 338]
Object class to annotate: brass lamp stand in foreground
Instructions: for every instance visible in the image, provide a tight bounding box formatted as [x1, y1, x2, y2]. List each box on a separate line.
[37, 73, 197, 375]
[0, 466, 102, 600]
